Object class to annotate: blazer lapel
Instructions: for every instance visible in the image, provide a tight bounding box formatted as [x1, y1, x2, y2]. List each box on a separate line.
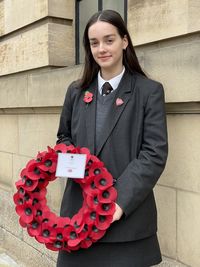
[96, 72, 136, 156]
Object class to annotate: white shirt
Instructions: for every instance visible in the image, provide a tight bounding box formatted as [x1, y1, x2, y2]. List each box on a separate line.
[98, 67, 125, 95]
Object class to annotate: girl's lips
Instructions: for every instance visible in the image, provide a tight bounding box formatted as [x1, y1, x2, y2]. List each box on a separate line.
[98, 56, 112, 61]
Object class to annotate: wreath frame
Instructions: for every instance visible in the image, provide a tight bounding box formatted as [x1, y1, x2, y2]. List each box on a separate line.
[13, 144, 117, 252]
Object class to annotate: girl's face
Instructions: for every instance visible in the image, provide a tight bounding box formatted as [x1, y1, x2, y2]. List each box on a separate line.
[88, 21, 128, 78]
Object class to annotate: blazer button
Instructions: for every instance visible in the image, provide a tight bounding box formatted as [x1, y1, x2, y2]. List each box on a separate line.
[113, 178, 117, 184]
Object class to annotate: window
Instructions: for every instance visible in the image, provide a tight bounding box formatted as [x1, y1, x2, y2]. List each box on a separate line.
[76, 0, 127, 64]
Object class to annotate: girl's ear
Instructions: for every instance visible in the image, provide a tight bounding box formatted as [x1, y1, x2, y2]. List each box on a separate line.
[123, 35, 128, 50]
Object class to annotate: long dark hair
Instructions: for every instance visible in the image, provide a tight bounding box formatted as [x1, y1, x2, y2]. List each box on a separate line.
[79, 10, 146, 89]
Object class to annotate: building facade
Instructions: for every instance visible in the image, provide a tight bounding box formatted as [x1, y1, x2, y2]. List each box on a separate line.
[0, 1, 200, 266]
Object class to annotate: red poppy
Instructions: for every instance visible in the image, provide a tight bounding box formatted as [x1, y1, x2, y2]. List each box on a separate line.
[13, 192, 24, 206]
[82, 182, 99, 197]
[22, 162, 46, 181]
[96, 202, 115, 216]
[78, 223, 91, 241]
[36, 178, 49, 190]
[94, 170, 113, 190]
[89, 225, 106, 240]
[22, 177, 39, 192]
[86, 155, 100, 166]
[27, 220, 42, 237]
[83, 91, 93, 103]
[56, 217, 71, 228]
[54, 143, 78, 155]
[41, 211, 58, 227]
[70, 213, 85, 234]
[33, 203, 50, 223]
[37, 149, 58, 173]
[98, 187, 117, 203]
[79, 147, 91, 164]
[86, 192, 100, 210]
[19, 216, 28, 228]
[15, 178, 25, 189]
[63, 225, 81, 247]
[80, 237, 93, 249]
[38, 159, 57, 174]
[46, 240, 65, 251]
[95, 214, 113, 230]
[83, 209, 98, 226]
[88, 161, 104, 178]
[36, 222, 57, 244]
[16, 202, 35, 224]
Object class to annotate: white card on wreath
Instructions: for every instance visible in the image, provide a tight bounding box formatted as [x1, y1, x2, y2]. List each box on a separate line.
[56, 153, 87, 179]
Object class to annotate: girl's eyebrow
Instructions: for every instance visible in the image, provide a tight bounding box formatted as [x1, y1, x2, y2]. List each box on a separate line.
[89, 34, 116, 41]
[104, 34, 116, 38]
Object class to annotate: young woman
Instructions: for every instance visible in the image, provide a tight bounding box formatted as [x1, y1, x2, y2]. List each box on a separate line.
[56, 9, 168, 267]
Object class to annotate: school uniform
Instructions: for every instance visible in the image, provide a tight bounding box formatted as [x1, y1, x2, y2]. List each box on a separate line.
[56, 70, 168, 266]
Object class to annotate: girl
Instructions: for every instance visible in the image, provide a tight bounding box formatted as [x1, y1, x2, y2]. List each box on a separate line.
[56, 9, 168, 267]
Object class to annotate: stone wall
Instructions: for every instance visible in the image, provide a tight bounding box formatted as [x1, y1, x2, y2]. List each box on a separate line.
[0, 0, 74, 75]
[0, 0, 199, 266]
[127, 1, 200, 266]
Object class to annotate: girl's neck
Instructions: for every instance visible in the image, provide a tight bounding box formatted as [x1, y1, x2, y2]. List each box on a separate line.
[100, 66, 124, 81]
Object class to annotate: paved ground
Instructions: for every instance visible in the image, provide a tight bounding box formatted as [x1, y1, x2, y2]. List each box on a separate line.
[0, 252, 21, 267]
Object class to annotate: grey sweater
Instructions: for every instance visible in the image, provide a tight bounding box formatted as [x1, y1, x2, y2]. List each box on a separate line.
[95, 89, 118, 150]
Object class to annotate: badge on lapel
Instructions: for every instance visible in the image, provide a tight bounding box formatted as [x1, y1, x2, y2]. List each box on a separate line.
[116, 98, 124, 106]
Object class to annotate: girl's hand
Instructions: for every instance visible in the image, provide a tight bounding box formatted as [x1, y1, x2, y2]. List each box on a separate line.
[112, 203, 123, 222]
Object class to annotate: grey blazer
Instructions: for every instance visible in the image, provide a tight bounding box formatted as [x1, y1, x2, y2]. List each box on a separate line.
[57, 70, 168, 243]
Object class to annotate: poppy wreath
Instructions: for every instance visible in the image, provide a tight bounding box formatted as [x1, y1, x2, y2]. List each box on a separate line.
[13, 143, 117, 252]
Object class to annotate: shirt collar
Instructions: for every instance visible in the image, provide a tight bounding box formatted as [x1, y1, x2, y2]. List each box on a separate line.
[98, 67, 125, 95]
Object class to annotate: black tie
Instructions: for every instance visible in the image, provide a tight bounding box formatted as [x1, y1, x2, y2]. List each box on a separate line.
[102, 82, 113, 96]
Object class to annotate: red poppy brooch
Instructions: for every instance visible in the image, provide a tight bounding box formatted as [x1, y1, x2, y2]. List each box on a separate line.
[13, 144, 117, 252]
[83, 91, 93, 104]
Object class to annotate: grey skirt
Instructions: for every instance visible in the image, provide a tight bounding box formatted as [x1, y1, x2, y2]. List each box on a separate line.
[56, 234, 162, 267]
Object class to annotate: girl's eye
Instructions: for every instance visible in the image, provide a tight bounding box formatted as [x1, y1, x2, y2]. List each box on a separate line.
[107, 39, 113, 44]
[90, 42, 98, 47]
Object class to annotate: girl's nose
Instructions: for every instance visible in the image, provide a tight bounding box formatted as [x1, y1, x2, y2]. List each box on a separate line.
[99, 42, 106, 53]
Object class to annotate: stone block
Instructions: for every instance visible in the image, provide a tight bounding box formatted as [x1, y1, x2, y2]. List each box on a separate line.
[154, 185, 177, 259]
[159, 114, 200, 194]
[136, 34, 200, 103]
[3, 0, 48, 34]
[0, 115, 18, 154]
[128, 0, 200, 45]
[0, 75, 28, 108]
[0, 152, 13, 187]
[0, 23, 49, 75]
[0, 22, 74, 76]
[48, 22, 74, 66]
[48, 0, 74, 20]
[188, 0, 200, 32]
[28, 65, 82, 107]
[18, 113, 59, 157]
[0, 65, 82, 109]
[2, 0, 74, 35]
[177, 191, 200, 267]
